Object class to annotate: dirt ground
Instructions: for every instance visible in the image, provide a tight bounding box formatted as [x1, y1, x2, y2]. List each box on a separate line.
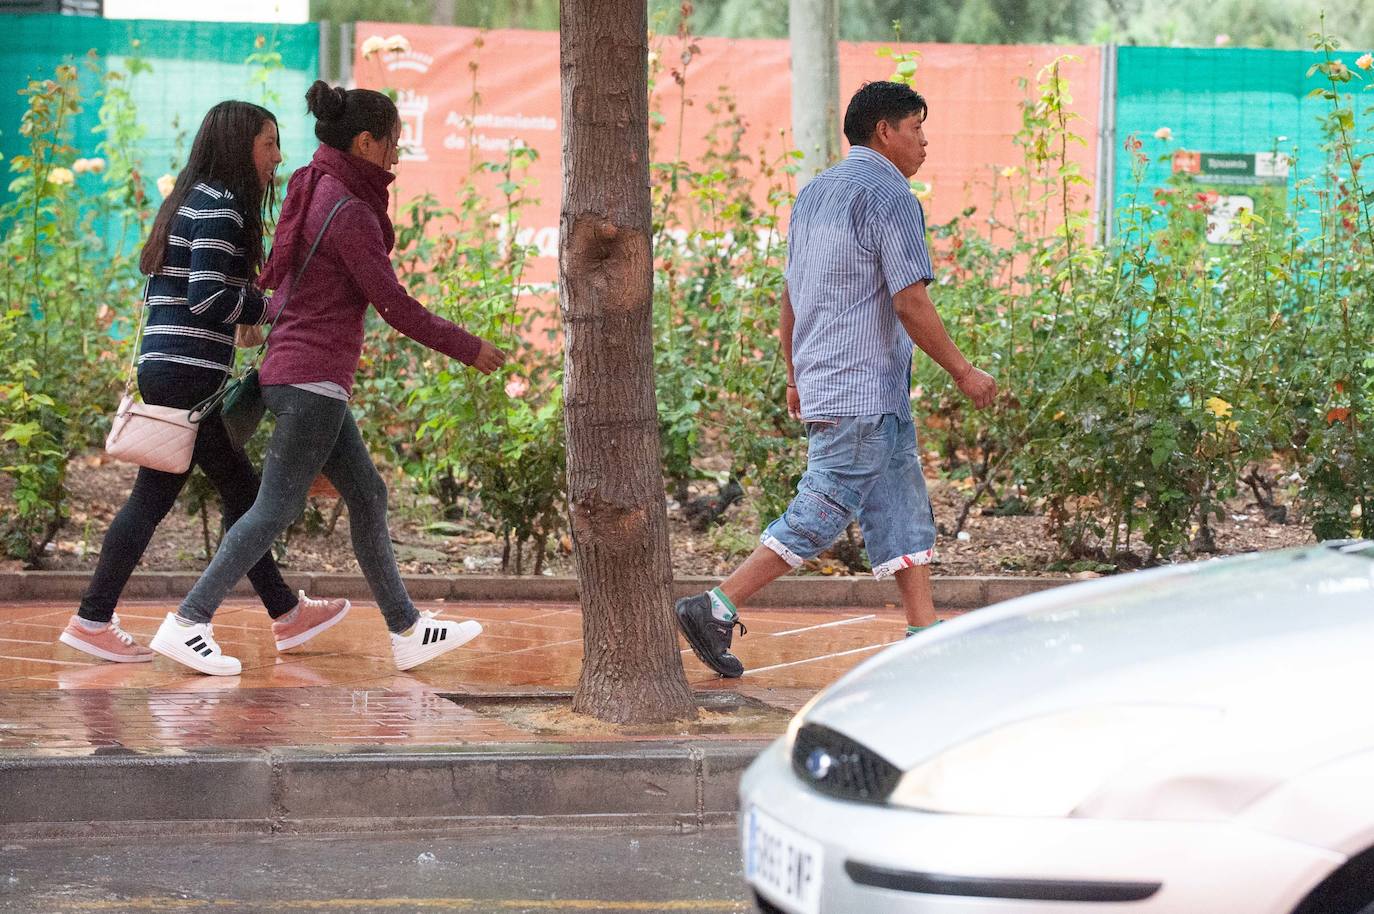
[14, 449, 1316, 580]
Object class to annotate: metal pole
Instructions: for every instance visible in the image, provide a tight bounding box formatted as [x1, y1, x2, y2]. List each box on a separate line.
[1096, 43, 1118, 244]
[789, 0, 840, 186]
[339, 20, 355, 88]
[317, 20, 332, 83]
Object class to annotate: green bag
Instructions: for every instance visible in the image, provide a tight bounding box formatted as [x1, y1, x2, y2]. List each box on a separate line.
[219, 367, 263, 449]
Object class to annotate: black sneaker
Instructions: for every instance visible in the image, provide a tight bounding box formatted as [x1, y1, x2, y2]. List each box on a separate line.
[675, 593, 747, 678]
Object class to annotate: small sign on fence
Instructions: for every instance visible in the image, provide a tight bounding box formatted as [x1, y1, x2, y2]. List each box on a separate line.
[1173, 149, 1292, 245]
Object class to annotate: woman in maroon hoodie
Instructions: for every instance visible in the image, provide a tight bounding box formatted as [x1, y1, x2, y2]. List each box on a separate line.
[151, 82, 507, 676]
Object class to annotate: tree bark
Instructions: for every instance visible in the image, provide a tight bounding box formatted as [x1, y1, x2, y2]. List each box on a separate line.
[789, 0, 841, 185]
[431, 0, 457, 26]
[560, 0, 696, 723]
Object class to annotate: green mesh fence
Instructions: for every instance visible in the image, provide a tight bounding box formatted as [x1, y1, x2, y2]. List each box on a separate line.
[5, 27, 1372, 247]
[1113, 46, 1374, 238]
[0, 15, 319, 205]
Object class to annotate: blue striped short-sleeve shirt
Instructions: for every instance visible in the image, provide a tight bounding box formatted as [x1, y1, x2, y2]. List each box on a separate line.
[785, 145, 935, 421]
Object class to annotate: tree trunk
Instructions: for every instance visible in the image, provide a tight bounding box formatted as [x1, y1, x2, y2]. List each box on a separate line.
[431, 0, 457, 26]
[789, 0, 841, 185]
[560, 0, 696, 724]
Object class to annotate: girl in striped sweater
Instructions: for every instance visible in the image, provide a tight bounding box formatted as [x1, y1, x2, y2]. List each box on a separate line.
[58, 101, 350, 664]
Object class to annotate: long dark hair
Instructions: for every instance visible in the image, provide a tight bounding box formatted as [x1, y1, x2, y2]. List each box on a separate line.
[140, 100, 278, 275]
[305, 80, 398, 151]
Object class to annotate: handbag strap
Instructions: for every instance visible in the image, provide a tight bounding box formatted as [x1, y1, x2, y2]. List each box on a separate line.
[247, 194, 353, 365]
[122, 277, 152, 395]
[186, 194, 353, 423]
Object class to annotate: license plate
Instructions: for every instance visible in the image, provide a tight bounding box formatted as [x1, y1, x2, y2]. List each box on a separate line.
[743, 805, 824, 914]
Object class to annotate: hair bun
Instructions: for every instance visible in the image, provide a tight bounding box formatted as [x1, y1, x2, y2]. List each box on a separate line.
[305, 80, 347, 121]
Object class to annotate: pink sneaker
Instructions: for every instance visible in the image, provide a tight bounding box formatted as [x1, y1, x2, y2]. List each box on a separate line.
[58, 614, 155, 663]
[271, 591, 351, 652]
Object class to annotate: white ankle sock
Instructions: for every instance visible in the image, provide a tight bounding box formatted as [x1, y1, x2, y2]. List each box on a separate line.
[708, 587, 737, 623]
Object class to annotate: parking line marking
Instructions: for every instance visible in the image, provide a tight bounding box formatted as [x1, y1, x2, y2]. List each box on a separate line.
[768, 614, 877, 637]
[0, 654, 94, 667]
[744, 640, 895, 675]
[680, 615, 880, 653]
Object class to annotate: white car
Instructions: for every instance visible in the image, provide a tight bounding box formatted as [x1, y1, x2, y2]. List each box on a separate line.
[739, 541, 1374, 914]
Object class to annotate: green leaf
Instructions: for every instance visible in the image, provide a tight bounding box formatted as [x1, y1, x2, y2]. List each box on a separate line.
[2, 422, 41, 446]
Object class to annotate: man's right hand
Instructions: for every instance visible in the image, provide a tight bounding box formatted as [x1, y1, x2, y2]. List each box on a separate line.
[955, 365, 997, 410]
[786, 384, 801, 420]
[471, 339, 508, 375]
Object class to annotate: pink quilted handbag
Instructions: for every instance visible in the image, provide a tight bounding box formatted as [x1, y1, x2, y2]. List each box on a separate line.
[104, 393, 197, 475]
[103, 279, 200, 475]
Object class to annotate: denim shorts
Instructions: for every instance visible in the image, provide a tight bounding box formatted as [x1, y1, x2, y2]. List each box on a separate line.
[761, 413, 936, 579]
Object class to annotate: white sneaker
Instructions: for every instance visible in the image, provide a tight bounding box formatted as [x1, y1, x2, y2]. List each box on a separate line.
[149, 613, 242, 676]
[391, 611, 482, 671]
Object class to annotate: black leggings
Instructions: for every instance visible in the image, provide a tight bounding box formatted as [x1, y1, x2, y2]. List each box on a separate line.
[78, 364, 297, 623]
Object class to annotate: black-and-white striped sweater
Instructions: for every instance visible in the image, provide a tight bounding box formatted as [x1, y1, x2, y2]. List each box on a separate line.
[139, 181, 270, 375]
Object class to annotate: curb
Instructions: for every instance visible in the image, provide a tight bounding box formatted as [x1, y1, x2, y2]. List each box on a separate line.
[0, 740, 769, 838]
[0, 571, 1066, 610]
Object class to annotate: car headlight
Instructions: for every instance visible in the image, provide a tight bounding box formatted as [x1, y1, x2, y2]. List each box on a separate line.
[888, 704, 1222, 818]
[784, 692, 826, 752]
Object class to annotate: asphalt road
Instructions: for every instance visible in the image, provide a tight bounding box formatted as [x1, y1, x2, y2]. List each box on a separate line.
[0, 827, 752, 914]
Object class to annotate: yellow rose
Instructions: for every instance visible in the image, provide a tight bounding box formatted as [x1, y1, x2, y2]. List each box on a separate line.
[1357, 53, 1374, 71]
[1204, 396, 1232, 418]
[47, 166, 74, 186]
[156, 173, 177, 199]
[360, 35, 387, 59]
[999, 166, 1019, 178]
[384, 34, 412, 54]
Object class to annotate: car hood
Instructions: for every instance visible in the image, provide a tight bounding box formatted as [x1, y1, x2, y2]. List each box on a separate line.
[806, 545, 1374, 779]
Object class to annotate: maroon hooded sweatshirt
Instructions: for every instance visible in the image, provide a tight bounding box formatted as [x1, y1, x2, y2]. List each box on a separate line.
[257, 144, 481, 394]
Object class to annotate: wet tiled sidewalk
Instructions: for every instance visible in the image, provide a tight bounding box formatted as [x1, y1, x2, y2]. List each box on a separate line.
[0, 598, 930, 752]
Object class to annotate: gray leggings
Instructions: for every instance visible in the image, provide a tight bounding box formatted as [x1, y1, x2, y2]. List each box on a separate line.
[178, 385, 421, 633]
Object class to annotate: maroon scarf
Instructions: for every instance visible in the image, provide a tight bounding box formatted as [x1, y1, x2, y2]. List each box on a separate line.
[259, 144, 396, 290]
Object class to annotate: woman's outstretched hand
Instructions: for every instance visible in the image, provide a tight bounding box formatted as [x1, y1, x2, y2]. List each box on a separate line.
[472, 339, 508, 375]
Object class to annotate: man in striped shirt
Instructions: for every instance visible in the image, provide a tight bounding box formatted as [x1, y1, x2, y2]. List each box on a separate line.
[677, 81, 997, 677]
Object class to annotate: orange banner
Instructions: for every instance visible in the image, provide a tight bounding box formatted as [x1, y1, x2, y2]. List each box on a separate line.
[355, 23, 1101, 282]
